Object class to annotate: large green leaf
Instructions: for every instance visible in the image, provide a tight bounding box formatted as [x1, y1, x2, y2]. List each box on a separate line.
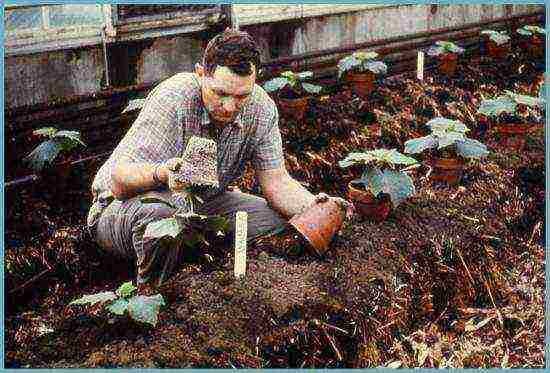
[363, 167, 383, 197]
[516, 28, 532, 36]
[143, 217, 182, 240]
[435, 41, 464, 54]
[69, 291, 117, 306]
[436, 132, 465, 149]
[302, 82, 323, 94]
[427, 117, 469, 134]
[456, 138, 489, 159]
[24, 139, 63, 172]
[404, 136, 437, 154]
[504, 90, 543, 108]
[106, 298, 129, 315]
[477, 96, 516, 116]
[263, 77, 289, 93]
[365, 61, 388, 75]
[380, 169, 415, 207]
[338, 152, 374, 168]
[128, 294, 165, 326]
[523, 25, 545, 34]
[354, 51, 378, 60]
[385, 149, 418, 166]
[33, 127, 58, 138]
[116, 281, 137, 298]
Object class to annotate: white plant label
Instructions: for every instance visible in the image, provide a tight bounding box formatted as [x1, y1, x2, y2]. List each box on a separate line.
[417, 51, 424, 81]
[234, 211, 248, 279]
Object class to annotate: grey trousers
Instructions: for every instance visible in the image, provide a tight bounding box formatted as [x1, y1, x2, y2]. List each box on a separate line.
[93, 189, 286, 285]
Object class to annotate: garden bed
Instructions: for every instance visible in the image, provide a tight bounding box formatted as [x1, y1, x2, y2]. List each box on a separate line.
[4, 44, 545, 368]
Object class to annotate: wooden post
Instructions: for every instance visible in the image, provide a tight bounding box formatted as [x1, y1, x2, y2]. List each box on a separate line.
[234, 211, 247, 278]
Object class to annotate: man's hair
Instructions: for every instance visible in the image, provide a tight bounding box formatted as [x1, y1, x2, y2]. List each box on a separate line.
[202, 29, 261, 76]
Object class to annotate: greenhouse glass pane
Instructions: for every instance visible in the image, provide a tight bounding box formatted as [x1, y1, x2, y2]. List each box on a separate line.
[48, 4, 103, 28]
[5, 7, 43, 32]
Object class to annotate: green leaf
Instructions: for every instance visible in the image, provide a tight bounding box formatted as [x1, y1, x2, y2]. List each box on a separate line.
[24, 139, 63, 172]
[477, 96, 516, 117]
[435, 40, 464, 54]
[106, 298, 129, 315]
[380, 169, 415, 207]
[354, 51, 378, 60]
[122, 98, 146, 114]
[456, 138, 489, 159]
[523, 25, 545, 34]
[338, 55, 361, 78]
[386, 149, 418, 166]
[143, 217, 182, 240]
[338, 152, 374, 168]
[365, 61, 388, 75]
[302, 82, 323, 94]
[116, 281, 137, 298]
[127, 294, 165, 326]
[55, 130, 85, 146]
[481, 30, 510, 45]
[263, 77, 289, 93]
[436, 132, 465, 149]
[33, 127, 58, 138]
[504, 90, 543, 108]
[427, 117, 469, 134]
[404, 136, 437, 154]
[296, 71, 313, 80]
[516, 28, 532, 36]
[69, 291, 117, 306]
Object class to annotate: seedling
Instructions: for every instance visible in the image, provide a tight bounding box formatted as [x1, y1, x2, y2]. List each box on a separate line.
[404, 117, 489, 160]
[70, 281, 165, 326]
[516, 25, 545, 37]
[481, 30, 511, 45]
[477, 90, 543, 123]
[426, 41, 465, 57]
[24, 127, 85, 173]
[337, 51, 388, 79]
[339, 148, 418, 208]
[263, 70, 323, 99]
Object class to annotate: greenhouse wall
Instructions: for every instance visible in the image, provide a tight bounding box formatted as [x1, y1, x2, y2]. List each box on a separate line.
[4, 4, 544, 110]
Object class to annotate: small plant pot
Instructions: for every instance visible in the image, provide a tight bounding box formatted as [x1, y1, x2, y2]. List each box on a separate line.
[347, 71, 376, 98]
[437, 53, 458, 76]
[487, 41, 510, 60]
[288, 198, 346, 257]
[495, 123, 532, 151]
[347, 181, 392, 222]
[430, 157, 464, 185]
[278, 96, 308, 121]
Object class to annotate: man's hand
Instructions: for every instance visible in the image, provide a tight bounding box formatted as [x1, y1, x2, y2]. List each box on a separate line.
[157, 157, 189, 191]
[314, 193, 355, 220]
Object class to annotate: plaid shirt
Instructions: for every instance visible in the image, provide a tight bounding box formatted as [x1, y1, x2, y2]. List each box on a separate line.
[88, 72, 283, 225]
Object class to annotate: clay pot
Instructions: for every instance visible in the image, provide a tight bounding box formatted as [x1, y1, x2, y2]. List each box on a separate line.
[278, 96, 308, 121]
[289, 198, 346, 257]
[487, 40, 510, 60]
[495, 123, 532, 151]
[438, 53, 458, 76]
[347, 71, 376, 99]
[347, 181, 392, 222]
[430, 157, 464, 185]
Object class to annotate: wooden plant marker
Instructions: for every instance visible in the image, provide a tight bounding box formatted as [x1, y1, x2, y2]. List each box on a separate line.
[417, 51, 424, 81]
[234, 211, 248, 279]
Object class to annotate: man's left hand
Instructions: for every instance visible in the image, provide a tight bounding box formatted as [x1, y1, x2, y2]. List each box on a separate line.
[314, 193, 355, 220]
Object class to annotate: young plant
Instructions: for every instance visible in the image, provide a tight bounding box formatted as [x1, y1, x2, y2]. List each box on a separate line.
[477, 90, 543, 123]
[263, 70, 323, 99]
[70, 281, 165, 326]
[337, 51, 388, 79]
[426, 41, 465, 57]
[338, 148, 418, 208]
[516, 25, 546, 37]
[481, 30, 511, 45]
[404, 117, 489, 159]
[24, 127, 85, 173]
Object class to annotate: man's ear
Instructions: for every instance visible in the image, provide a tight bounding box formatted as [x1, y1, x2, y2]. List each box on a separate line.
[195, 63, 204, 77]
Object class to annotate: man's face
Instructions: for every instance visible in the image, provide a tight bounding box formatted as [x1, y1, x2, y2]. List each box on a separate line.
[196, 64, 255, 125]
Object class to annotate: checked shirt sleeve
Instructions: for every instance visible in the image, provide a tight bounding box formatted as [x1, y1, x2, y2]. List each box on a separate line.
[252, 104, 284, 171]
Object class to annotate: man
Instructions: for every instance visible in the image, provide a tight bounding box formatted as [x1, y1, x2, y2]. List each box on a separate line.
[88, 30, 352, 286]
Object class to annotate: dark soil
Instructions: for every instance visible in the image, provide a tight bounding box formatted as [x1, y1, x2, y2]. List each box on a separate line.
[4, 43, 545, 368]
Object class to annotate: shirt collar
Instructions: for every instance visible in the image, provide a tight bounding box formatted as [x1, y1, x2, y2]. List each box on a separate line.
[200, 106, 244, 130]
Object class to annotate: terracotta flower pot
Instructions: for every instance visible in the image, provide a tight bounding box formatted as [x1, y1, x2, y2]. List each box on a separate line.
[289, 198, 346, 257]
[430, 157, 464, 185]
[347, 71, 376, 99]
[487, 40, 510, 60]
[438, 53, 458, 76]
[495, 123, 532, 151]
[347, 181, 391, 222]
[278, 96, 308, 121]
